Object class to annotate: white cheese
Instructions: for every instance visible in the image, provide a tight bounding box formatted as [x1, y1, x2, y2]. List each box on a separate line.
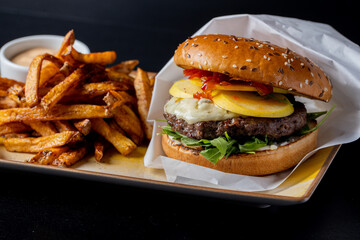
[164, 97, 240, 124]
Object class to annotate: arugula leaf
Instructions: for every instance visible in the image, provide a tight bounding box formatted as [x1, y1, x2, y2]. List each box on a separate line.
[306, 111, 327, 120]
[200, 148, 223, 165]
[238, 136, 268, 153]
[159, 124, 270, 165]
[301, 104, 336, 135]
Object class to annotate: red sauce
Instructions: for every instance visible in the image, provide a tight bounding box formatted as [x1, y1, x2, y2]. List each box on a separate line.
[183, 69, 273, 99]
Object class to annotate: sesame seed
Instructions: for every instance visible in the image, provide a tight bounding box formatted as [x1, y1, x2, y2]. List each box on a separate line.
[234, 46, 239, 49]
[194, 38, 198, 41]
[278, 68, 284, 74]
[183, 42, 188, 48]
[240, 65, 247, 70]
[324, 87, 328, 92]
[300, 83, 303, 88]
[190, 61, 194, 65]
[192, 43, 198, 47]
[284, 62, 289, 66]
[273, 52, 280, 56]
[232, 64, 237, 68]
[204, 60, 208, 65]
[198, 53, 202, 56]
[267, 57, 271, 61]
[271, 47, 275, 50]
[222, 55, 227, 59]
[223, 41, 228, 44]
[186, 54, 191, 58]
[264, 55, 267, 59]
[251, 68, 257, 72]
[246, 59, 252, 62]
[305, 79, 309, 85]
[203, 36, 207, 39]
[198, 64, 202, 69]
[259, 44, 264, 48]
[279, 81, 283, 85]
[311, 72, 314, 77]
[290, 66, 295, 71]
[290, 58, 294, 62]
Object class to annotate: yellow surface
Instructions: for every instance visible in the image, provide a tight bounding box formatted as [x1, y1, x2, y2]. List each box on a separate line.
[0, 145, 336, 199]
[267, 147, 335, 197]
[169, 79, 202, 98]
[212, 91, 294, 117]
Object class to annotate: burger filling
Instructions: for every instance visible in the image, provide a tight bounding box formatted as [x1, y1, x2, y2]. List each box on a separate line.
[160, 69, 330, 164]
[164, 97, 307, 140]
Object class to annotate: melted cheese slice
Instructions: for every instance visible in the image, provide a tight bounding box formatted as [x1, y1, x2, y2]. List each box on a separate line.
[212, 91, 294, 118]
[168, 79, 294, 118]
[169, 79, 202, 98]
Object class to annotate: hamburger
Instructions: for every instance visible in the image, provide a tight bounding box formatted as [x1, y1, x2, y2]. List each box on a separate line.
[160, 34, 333, 176]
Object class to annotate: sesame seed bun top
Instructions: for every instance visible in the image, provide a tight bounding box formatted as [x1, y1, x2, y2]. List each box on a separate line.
[174, 34, 332, 102]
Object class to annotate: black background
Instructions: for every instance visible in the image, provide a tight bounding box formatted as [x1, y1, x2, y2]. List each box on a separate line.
[0, 0, 359, 239]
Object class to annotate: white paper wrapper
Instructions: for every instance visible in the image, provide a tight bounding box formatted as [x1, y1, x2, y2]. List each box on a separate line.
[144, 14, 360, 192]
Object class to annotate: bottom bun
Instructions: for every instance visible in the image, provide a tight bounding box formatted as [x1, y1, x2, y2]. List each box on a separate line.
[161, 129, 318, 176]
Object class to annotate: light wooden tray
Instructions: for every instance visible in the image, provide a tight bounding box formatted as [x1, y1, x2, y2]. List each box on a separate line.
[0, 144, 340, 206]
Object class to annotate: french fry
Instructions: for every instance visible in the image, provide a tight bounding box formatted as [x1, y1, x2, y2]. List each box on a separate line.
[108, 60, 139, 74]
[56, 30, 75, 57]
[25, 54, 64, 107]
[1, 133, 31, 139]
[63, 46, 116, 65]
[23, 121, 58, 136]
[73, 119, 92, 136]
[69, 81, 130, 98]
[90, 118, 136, 156]
[4, 131, 82, 153]
[40, 65, 90, 111]
[106, 70, 135, 87]
[53, 120, 76, 132]
[134, 68, 153, 140]
[94, 136, 108, 162]
[0, 96, 18, 109]
[7, 83, 24, 107]
[0, 77, 25, 89]
[104, 91, 143, 144]
[52, 145, 87, 167]
[0, 122, 32, 135]
[28, 146, 69, 165]
[0, 104, 113, 125]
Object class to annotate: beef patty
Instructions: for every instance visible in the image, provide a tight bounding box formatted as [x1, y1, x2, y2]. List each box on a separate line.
[164, 101, 307, 140]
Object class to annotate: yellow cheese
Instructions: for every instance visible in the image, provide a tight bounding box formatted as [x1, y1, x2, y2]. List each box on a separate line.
[168, 79, 294, 118]
[190, 78, 288, 93]
[212, 91, 294, 118]
[169, 79, 202, 98]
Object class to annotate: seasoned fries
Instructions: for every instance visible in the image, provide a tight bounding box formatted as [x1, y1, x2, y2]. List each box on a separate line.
[4, 131, 82, 153]
[0, 30, 154, 167]
[134, 68, 153, 140]
[90, 118, 136, 156]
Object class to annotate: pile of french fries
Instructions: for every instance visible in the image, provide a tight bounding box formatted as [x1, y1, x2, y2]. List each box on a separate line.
[0, 30, 154, 167]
